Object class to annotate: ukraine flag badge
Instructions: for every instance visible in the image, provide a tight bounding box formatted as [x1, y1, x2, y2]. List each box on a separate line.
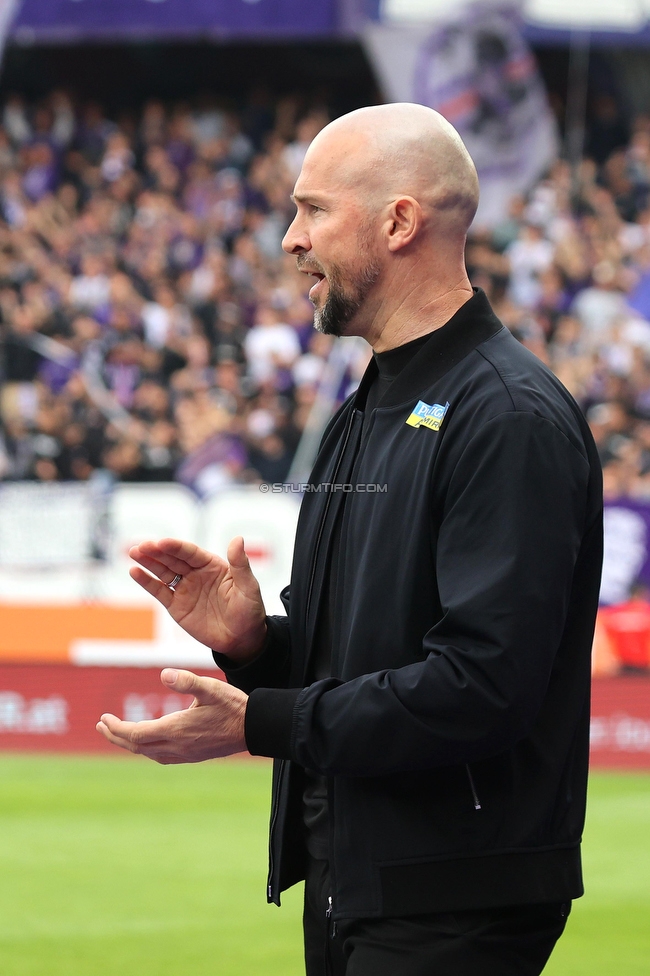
[405, 400, 449, 431]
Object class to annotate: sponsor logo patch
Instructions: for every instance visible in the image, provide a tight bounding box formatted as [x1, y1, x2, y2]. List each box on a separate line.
[405, 400, 449, 431]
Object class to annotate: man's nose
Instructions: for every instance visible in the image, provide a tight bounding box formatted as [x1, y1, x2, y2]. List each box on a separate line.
[282, 215, 310, 255]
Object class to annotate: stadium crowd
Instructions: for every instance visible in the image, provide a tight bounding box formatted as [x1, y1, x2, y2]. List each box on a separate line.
[0, 89, 649, 499]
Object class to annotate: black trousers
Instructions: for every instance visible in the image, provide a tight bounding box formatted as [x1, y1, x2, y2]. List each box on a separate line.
[304, 857, 570, 976]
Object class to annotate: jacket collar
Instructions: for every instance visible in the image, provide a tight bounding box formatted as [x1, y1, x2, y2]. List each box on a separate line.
[353, 288, 504, 411]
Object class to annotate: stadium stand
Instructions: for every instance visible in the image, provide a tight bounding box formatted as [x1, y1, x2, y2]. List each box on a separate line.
[2, 90, 650, 503]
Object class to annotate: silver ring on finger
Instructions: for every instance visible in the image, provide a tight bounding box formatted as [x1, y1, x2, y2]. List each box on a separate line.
[168, 574, 182, 590]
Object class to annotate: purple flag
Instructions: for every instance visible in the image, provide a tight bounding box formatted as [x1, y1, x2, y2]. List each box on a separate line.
[11, 0, 336, 41]
[363, 5, 559, 227]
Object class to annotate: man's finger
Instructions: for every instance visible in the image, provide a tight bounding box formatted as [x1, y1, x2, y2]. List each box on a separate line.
[129, 552, 184, 588]
[96, 720, 141, 753]
[156, 538, 227, 572]
[97, 721, 173, 758]
[99, 712, 141, 738]
[100, 712, 173, 744]
[227, 536, 260, 596]
[129, 566, 174, 608]
[129, 540, 193, 576]
[130, 547, 188, 579]
[160, 667, 222, 704]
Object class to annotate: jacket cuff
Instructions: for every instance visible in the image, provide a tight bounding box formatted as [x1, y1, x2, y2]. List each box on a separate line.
[211, 621, 271, 675]
[245, 687, 302, 759]
[212, 615, 290, 693]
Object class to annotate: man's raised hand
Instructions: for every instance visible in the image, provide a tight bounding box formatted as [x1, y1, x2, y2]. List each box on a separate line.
[128, 536, 267, 664]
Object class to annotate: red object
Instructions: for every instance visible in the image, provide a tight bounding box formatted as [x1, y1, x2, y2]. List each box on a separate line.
[590, 677, 650, 769]
[1, 666, 648, 769]
[600, 599, 650, 669]
[0, 664, 224, 754]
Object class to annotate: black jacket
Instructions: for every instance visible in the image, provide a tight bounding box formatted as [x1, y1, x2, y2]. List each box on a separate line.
[216, 290, 603, 921]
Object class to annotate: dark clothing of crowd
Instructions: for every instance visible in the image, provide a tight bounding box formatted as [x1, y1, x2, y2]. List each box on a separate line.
[2, 91, 650, 501]
[0, 92, 342, 495]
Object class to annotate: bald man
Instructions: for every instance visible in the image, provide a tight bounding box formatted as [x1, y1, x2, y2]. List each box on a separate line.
[98, 105, 602, 976]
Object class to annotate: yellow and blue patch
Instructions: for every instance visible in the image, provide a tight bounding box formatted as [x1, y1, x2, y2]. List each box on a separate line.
[405, 400, 449, 431]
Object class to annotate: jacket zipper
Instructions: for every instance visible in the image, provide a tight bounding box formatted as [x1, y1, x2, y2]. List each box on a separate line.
[324, 897, 332, 976]
[269, 411, 356, 905]
[326, 895, 338, 938]
[267, 759, 287, 901]
[304, 408, 357, 625]
[465, 764, 482, 811]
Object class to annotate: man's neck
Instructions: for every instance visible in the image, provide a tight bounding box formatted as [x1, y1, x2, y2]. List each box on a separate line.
[350, 247, 474, 351]
[369, 280, 474, 352]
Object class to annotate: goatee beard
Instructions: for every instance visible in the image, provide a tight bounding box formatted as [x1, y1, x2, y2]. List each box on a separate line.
[313, 264, 380, 337]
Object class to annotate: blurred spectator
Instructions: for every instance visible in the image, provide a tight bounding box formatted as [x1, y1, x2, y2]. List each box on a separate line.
[0, 91, 372, 493]
[506, 222, 554, 309]
[282, 111, 329, 180]
[5, 89, 650, 502]
[586, 94, 629, 165]
[244, 301, 301, 387]
[69, 254, 111, 310]
[571, 260, 628, 337]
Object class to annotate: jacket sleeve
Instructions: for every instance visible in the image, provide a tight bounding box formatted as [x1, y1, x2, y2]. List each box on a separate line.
[244, 412, 596, 774]
[214, 586, 292, 695]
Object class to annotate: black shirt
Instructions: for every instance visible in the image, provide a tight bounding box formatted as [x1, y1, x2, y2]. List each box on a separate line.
[303, 330, 433, 859]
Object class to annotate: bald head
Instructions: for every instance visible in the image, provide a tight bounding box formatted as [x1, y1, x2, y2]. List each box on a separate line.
[283, 103, 478, 346]
[303, 103, 479, 239]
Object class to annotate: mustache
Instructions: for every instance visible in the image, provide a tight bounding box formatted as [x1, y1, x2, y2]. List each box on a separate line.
[296, 254, 326, 276]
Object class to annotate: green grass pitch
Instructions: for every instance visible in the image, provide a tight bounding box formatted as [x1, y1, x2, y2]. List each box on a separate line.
[0, 756, 647, 976]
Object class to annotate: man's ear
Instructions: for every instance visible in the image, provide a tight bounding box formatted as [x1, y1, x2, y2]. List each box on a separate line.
[386, 196, 422, 253]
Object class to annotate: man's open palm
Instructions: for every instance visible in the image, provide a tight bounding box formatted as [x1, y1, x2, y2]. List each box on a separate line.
[128, 536, 267, 663]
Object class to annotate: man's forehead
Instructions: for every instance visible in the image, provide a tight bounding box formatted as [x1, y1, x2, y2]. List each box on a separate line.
[291, 160, 337, 203]
[293, 145, 371, 201]
[295, 150, 333, 188]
